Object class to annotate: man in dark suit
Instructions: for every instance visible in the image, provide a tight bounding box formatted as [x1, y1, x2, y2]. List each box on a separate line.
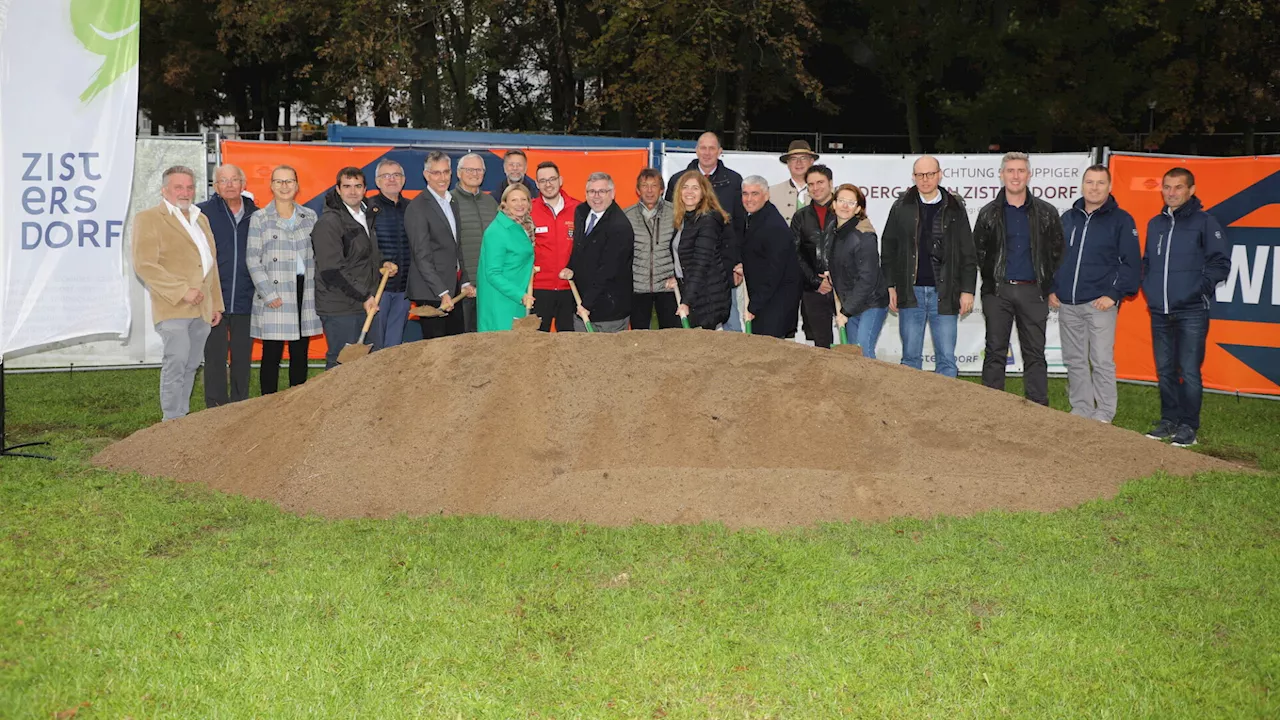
[405, 151, 474, 339]
[740, 176, 802, 338]
[561, 172, 634, 332]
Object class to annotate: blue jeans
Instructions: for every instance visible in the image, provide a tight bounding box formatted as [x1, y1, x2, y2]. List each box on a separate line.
[845, 306, 888, 359]
[371, 291, 411, 350]
[898, 286, 958, 377]
[724, 287, 742, 332]
[1151, 307, 1209, 430]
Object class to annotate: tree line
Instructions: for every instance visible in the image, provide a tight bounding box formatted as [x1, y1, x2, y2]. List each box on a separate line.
[141, 0, 1279, 153]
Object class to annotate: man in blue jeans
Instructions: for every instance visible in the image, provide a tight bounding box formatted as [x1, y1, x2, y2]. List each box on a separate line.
[367, 159, 412, 349]
[880, 156, 977, 376]
[1141, 167, 1230, 447]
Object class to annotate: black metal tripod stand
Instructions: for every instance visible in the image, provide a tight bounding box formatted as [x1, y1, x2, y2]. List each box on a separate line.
[1, 361, 53, 460]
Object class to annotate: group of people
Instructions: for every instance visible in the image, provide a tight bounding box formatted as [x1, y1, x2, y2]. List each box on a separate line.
[133, 134, 1229, 448]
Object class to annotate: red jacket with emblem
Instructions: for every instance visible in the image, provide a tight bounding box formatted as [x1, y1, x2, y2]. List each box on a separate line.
[530, 192, 581, 291]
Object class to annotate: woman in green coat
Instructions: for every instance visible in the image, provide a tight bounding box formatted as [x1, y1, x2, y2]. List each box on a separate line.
[477, 183, 536, 332]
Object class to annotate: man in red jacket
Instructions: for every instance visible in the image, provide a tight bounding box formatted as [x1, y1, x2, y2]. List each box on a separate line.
[530, 161, 581, 332]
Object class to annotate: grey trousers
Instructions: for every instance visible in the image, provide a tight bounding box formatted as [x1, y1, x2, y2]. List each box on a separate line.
[156, 318, 212, 421]
[1059, 301, 1119, 422]
[574, 316, 629, 333]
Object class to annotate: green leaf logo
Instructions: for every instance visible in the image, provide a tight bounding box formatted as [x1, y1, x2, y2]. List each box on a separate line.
[70, 0, 140, 103]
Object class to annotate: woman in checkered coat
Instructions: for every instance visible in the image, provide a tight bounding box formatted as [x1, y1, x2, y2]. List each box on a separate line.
[246, 165, 323, 394]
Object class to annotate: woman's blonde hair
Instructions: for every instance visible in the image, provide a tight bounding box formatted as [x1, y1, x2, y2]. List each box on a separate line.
[671, 171, 730, 229]
[500, 183, 535, 239]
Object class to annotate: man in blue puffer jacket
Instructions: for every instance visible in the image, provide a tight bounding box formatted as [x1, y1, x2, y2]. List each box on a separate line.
[1140, 167, 1230, 447]
[199, 164, 258, 408]
[1049, 165, 1141, 423]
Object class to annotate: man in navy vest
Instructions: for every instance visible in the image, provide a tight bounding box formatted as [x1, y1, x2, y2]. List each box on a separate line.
[199, 164, 257, 407]
[367, 159, 412, 349]
[1141, 167, 1230, 447]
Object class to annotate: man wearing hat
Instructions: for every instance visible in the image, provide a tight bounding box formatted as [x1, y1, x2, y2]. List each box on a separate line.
[770, 140, 820, 224]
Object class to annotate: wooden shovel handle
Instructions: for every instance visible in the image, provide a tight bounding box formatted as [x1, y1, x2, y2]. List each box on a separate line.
[526, 266, 539, 313]
[568, 278, 584, 307]
[359, 266, 392, 337]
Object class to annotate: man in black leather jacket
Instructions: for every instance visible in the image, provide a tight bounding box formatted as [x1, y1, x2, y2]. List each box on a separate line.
[973, 152, 1065, 406]
[880, 155, 977, 377]
[790, 164, 837, 347]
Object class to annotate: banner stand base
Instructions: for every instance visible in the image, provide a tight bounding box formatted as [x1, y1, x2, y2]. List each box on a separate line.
[0, 362, 54, 461]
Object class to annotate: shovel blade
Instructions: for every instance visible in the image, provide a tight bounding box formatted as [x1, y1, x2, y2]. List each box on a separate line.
[336, 342, 371, 364]
[409, 305, 448, 318]
[512, 314, 541, 332]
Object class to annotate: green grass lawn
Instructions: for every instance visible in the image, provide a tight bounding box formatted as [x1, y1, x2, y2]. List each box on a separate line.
[1, 369, 1277, 718]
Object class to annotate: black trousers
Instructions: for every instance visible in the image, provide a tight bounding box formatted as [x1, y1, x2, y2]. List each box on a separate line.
[460, 296, 478, 333]
[982, 281, 1049, 405]
[801, 290, 836, 348]
[260, 277, 311, 395]
[533, 289, 577, 332]
[203, 312, 252, 407]
[415, 282, 466, 339]
[631, 292, 680, 330]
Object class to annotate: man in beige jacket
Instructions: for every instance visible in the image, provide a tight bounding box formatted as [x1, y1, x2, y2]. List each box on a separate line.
[132, 166, 224, 421]
[769, 139, 819, 224]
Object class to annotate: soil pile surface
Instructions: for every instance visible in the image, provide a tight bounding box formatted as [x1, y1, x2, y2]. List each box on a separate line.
[94, 330, 1229, 529]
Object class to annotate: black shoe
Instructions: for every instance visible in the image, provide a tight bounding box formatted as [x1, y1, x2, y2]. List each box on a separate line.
[1171, 425, 1198, 447]
[1145, 419, 1176, 440]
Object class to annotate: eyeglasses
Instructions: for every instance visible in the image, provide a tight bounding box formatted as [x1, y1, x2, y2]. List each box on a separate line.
[459, 167, 485, 174]
[425, 169, 451, 177]
[835, 198, 860, 207]
[536, 176, 561, 186]
[912, 171, 940, 180]
[270, 179, 297, 186]
[376, 172, 405, 180]
[585, 189, 612, 196]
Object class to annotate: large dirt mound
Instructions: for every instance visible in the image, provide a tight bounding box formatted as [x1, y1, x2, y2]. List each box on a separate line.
[94, 330, 1229, 528]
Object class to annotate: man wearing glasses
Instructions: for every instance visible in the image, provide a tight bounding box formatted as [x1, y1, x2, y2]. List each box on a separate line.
[562, 173, 634, 333]
[367, 159, 411, 348]
[881, 155, 977, 377]
[453, 152, 498, 332]
[529, 161, 581, 331]
[405, 152, 472, 340]
[198, 163, 257, 407]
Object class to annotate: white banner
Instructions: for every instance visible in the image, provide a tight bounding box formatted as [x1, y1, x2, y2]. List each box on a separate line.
[0, 0, 138, 358]
[662, 150, 1094, 373]
[5, 138, 208, 370]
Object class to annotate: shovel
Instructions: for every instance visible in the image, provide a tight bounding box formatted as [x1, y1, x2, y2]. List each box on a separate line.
[830, 277, 862, 355]
[336, 266, 391, 364]
[526, 266, 540, 316]
[409, 289, 466, 319]
[739, 278, 753, 335]
[672, 283, 692, 329]
[511, 266, 542, 332]
[831, 278, 850, 346]
[568, 279, 594, 333]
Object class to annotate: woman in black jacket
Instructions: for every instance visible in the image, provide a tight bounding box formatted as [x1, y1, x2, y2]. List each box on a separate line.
[664, 171, 731, 329]
[827, 184, 889, 357]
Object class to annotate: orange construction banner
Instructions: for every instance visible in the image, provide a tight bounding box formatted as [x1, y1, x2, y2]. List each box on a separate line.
[221, 141, 651, 359]
[1110, 153, 1280, 396]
